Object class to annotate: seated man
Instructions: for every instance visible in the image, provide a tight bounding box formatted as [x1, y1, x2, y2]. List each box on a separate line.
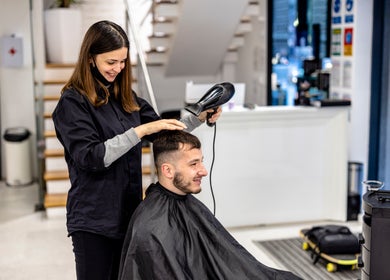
[118, 130, 302, 280]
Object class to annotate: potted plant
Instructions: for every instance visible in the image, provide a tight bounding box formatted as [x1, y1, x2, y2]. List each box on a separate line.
[56, 0, 75, 8]
[44, 0, 83, 64]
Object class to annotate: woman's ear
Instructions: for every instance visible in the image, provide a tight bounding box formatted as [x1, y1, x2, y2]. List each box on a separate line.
[89, 56, 96, 67]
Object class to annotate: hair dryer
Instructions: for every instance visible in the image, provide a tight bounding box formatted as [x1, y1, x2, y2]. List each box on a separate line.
[184, 82, 235, 126]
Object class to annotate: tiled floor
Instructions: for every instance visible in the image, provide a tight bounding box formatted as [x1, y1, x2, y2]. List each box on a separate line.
[0, 182, 74, 280]
[0, 181, 362, 280]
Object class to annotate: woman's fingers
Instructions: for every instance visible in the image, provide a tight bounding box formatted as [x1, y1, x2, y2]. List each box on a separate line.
[160, 119, 187, 130]
[198, 107, 222, 123]
[135, 119, 187, 138]
[208, 107, 222, 123]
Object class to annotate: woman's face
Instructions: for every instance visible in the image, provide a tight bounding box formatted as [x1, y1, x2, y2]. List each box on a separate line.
[93, 47, 128, 82]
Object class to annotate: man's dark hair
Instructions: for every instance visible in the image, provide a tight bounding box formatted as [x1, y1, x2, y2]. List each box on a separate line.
[153, 130, 201, 170]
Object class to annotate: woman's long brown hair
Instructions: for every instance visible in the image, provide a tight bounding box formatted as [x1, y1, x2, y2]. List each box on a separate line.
[62, 20, 139, 112]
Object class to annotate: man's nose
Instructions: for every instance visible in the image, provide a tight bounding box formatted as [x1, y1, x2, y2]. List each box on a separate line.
[199, 164, 208, 176]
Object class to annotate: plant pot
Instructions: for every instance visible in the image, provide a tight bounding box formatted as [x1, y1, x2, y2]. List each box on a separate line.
[44, 8, 82, 64]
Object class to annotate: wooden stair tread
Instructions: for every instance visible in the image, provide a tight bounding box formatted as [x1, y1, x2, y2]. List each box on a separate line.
[46, 63, 76, 68]
[240, 17, 251, 23]
[152, 17, 175, 23]
[156, 0, 178, 4]
[43, 166, 151, 179]
[45, 61, 156, 68]
[43, 80, 68, 85]
[44, 149, 64, 157]
[43, 147, 149, 154]
[44, 130, 56, 137]
[142, 166, 152, 175]
[43, 95, 60, 101]
[44, 170, 69, 180]
[149, 33, 171, 38]
[44, 193, 67, 208]
[142, 62, 165, 67]
[146, 47, 167, 53]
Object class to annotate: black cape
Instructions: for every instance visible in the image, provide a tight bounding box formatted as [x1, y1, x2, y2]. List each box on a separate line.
[118, 183, 302, 280]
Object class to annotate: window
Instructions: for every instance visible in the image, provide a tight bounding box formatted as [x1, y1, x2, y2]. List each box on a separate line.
[269, 0, 330, 106]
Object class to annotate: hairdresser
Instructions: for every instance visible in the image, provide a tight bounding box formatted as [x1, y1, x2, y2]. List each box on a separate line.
[52, 20, 221, 280]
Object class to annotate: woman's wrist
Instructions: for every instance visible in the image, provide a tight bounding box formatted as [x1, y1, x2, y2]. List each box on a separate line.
[133, 126, 145, 139]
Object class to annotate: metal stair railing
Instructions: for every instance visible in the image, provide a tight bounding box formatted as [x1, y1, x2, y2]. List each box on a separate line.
[124, 0, 159, 114]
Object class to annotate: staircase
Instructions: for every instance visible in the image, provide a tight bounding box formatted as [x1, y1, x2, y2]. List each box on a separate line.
[145, 0, 260, 70]
[35, 64, 74, 216]
[35, 0, 261, 217]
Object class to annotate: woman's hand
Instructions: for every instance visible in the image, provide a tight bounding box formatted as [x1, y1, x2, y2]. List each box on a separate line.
[134, 119, 187, 138]
[198, 106, 222, 125]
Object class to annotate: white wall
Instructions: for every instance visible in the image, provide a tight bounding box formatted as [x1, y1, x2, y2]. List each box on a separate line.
[0, 0, 36, 179]
[330, 0, 374, 180]
[148, 66, 221, 114]
[348, 1, 373, 180]
[236, 0, 268, 106]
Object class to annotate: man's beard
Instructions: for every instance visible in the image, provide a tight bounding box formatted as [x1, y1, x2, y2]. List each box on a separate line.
[173, 172, 201, 194]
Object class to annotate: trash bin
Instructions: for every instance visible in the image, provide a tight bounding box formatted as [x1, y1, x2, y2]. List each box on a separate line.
[348, 162, 363, 194]
[3, 127, 32, 186]
[347, 161, 363, 220]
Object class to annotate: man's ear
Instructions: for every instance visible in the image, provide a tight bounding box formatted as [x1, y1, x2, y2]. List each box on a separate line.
[161, 163, 174, 179]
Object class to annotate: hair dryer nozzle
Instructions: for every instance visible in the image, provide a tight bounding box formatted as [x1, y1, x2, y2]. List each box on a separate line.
[184, 82, 235, 116]
[184, 103, 203, 116]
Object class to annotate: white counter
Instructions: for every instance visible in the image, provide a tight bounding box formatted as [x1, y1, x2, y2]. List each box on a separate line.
[192, 106, 350, 228]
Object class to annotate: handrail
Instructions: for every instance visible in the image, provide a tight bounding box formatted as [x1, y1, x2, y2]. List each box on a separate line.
[124, 0, 159, 114]
[140, 2, 153, 27]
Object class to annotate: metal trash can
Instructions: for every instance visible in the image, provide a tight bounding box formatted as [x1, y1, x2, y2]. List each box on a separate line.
[347, 161, 364, 220]
[3, 127, 32, 186]
[348, 162, 364, 194]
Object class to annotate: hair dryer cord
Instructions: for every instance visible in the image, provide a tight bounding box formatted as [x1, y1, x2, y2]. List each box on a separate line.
[209, 123, 217, 216]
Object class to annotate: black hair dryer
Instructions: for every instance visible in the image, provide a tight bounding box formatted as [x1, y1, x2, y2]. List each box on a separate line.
[184, 82, 235, 127]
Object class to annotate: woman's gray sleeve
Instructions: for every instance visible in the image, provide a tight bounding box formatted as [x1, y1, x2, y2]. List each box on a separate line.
[103, 128, 141, 167]
[180, 113, 203, 132]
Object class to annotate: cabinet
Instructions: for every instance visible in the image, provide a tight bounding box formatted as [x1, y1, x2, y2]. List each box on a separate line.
[193, 106, 349, 227]
[361, 190, 390, 280]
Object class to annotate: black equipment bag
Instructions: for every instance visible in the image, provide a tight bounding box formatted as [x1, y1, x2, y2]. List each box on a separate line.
[304, 225, 360, 256]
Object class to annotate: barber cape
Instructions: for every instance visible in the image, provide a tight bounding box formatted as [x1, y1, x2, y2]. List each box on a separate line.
[118, 183, 302, 280]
